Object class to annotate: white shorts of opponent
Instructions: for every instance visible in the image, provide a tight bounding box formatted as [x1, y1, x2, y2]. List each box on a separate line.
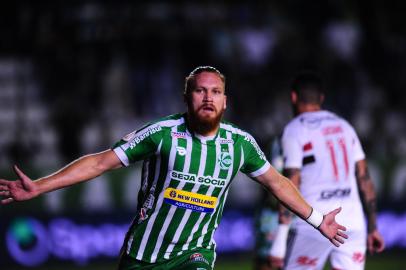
[284, 228, 366, 270]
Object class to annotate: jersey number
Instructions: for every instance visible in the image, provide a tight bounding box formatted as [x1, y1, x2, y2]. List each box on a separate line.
[326, 137, 349, 181]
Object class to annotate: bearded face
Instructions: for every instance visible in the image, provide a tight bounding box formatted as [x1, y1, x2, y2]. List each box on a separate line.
[185, 72, 227, 136]
[187, 99, 225, 134]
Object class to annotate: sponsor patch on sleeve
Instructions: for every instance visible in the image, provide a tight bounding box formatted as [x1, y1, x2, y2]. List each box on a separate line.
[123, 131, 137, 142]
[129, 125, 162, 149]
[164, 188, 217, 213]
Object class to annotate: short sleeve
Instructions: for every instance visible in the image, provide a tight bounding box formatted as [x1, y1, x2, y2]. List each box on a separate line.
[349, 126, 365, 162]
[112, 124, 163, 166]
[281, 127, 303, 169]
[240, 133, 271, 177]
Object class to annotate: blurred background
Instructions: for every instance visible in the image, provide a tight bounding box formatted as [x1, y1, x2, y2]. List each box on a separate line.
[1, 1, 406, 269]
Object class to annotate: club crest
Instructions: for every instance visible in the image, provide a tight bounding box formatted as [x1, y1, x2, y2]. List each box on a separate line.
[218, 152, 232, 170]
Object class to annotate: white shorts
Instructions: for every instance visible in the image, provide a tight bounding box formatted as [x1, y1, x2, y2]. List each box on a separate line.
[284, 228, 366, 270]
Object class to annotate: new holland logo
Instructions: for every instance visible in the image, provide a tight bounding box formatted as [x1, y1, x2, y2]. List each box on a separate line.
[170, 190, 177, 198]
[218, 152, 232, 170]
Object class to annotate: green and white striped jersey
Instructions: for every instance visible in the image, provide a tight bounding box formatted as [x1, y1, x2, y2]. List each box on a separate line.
[113, 113, 270, 263]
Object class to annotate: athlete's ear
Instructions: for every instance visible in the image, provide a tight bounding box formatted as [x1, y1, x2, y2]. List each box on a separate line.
[223, 95, 227, 110]
[290, 91, 298, 105]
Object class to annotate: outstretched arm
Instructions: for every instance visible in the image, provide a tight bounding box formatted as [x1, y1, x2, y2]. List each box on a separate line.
[255, 166, 348, 247]
[277, 168, 301, 224]
[0, 149, 122, 204]
[355, 159, 385, 254]
[269, 168, 301, 268]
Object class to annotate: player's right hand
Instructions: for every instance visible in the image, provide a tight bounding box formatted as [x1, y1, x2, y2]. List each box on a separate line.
[0, 165, 38, 204]
[367, 229, 385, 254]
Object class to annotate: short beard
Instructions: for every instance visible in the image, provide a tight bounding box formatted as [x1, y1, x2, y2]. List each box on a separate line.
[187, 105, 224, 136]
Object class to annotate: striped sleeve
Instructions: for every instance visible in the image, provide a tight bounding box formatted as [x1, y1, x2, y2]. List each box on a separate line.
[239, 133, 270, 177]
[112, 124, 163, 166]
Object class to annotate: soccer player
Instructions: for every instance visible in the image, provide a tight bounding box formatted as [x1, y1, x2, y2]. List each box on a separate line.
[269, 71, 385, 270]
[0, 66, 347, 270]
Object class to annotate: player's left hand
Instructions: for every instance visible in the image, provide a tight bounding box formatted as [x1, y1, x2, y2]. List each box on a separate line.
[367, 229, 385, 254]
[318, 207, 348, 247]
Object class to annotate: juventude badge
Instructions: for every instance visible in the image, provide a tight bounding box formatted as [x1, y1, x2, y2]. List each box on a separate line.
[218, 152, 232, 170]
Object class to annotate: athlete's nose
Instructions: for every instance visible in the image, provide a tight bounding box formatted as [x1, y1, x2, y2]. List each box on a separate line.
[203, 90, 214, 102]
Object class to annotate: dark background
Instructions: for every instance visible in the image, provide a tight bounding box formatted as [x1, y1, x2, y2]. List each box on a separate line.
[1, 1, 406, 269]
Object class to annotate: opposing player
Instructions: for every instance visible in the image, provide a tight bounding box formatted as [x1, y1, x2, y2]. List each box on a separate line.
[270, 71, 385, 270]
[0, 66, 347, 270]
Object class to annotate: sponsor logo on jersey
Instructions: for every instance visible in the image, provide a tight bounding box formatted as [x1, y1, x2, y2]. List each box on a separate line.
[318, 188, 351, 200]
[123, 131, 137, 142]
[302, 118, 322, 129]
[171, 131, 188, 139]
[219, 138, 234, 144]
[138, 187, 156, 223]
[189, 253, 209, 264]
[301, 115, 337, 129]
[244, 135, 267, 161]
[296, 256, 318, 266]
[352, 252, 365, 263]
[218, 152, 232, 170]
[171, 171, 226, 187]
[138, 208, 149, 223]
[144, 192, 155, 209]
[164, 188, 217, 213]
[176, 146, 187, 156]
[129, 125, 162, 149]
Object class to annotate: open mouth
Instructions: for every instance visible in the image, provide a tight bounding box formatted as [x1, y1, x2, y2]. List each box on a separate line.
[201, 106, 215, 112]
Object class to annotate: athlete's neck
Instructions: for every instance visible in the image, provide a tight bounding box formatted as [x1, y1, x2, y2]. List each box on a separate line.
[195, 127, 219, 137]
[296, 103, 321, 115]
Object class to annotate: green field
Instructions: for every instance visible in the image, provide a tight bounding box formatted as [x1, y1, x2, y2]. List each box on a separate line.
[5, 251, 405, 270]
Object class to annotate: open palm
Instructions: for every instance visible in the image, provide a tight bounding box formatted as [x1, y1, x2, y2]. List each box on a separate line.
[0, 165, 38, 204]
[318, 207, 348, 247]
